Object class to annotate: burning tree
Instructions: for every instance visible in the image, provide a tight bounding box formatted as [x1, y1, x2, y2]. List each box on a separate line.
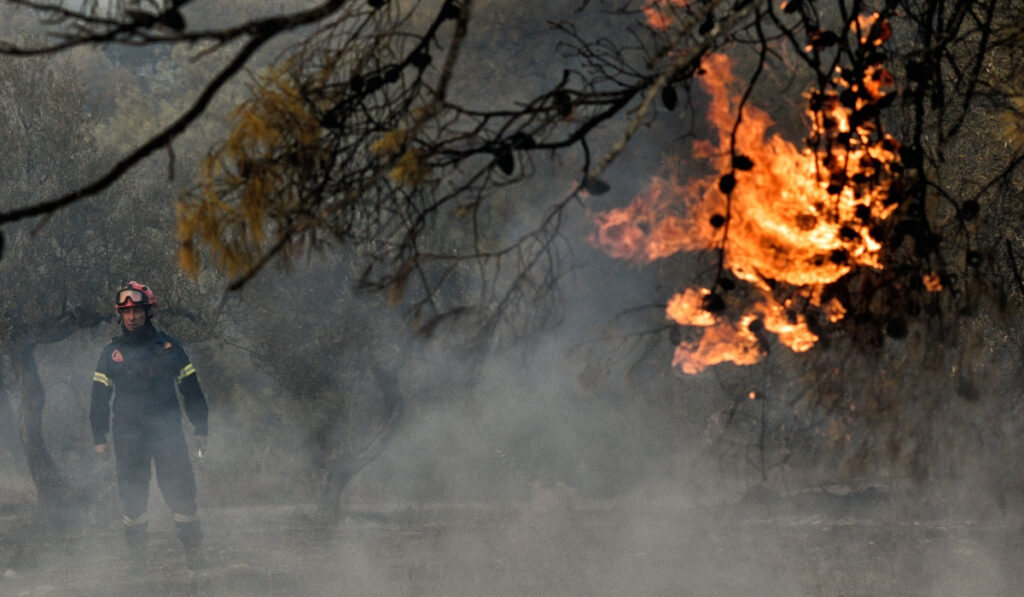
[594, 14, 903, 373]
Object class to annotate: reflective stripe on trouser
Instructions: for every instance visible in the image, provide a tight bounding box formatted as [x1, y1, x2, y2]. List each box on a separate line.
[123, 513, 148, 527]
[114, 421, 198, 519]
[175, 519, 203, 550]
[123, 517, 148, 553]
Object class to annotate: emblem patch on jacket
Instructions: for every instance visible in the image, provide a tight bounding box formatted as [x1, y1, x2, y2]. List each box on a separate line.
[111, 349, 124, 363]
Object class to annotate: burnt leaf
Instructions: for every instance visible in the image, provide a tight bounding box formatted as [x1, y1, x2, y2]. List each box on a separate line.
[495, 150, 514, 175]
[852, 104, 879, 125]
[733, 154, 754, 170]
[410, 51, 432, 70]
[125, 9, 157, 27]
[552, 90, 573, 118]
[661, 86, 678, 111]
[808, 91, 825, 111]
[158, 8, 186, 31]
[718, 173, 736, 194]
[839, 226, 859, 241]
[702, 293, 726, 313]
[509, 132, 536, 149]
[782, 0, 803, 13]
[865, 51, 886, 66]
[747, 318, 770, 350]
[839, 89, 858, 109]
[582, 177, 610, 195]
[796, 214, 817, 230]
[811, 30, 840, 49]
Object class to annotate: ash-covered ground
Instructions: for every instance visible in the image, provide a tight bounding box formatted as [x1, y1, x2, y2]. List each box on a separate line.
[2, 482, 1023, 597]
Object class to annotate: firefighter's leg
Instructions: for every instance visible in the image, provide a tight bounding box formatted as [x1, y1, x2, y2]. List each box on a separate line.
[173, 513, 204, 569]
[113, 430, 151, 571]
[122, 514, 148, 572]
[152, 425, 203, 568]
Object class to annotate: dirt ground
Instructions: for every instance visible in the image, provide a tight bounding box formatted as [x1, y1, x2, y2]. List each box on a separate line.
[2, 487, 1023, 597]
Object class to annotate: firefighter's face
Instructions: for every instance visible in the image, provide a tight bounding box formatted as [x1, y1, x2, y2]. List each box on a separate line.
[121, 306, 147, 331]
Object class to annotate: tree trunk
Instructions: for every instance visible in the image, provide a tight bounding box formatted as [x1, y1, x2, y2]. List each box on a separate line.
[9, 339, 70, 515]
[0, 377, 24, 457]
[320, 363, 405, 518]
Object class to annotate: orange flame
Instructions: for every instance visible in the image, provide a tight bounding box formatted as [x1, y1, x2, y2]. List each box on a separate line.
[643, 0, 689, 31]
[594, 17, 900, 373]
[922, 273, 943, 292]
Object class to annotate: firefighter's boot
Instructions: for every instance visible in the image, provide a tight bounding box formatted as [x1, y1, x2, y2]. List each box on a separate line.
[175, 516, 204, 570]
[123, 516, 148, 573]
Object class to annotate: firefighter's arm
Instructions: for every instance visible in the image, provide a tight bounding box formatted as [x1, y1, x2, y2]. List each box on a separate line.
[90, 367, 113, 451]
[176, 356, 209, 436]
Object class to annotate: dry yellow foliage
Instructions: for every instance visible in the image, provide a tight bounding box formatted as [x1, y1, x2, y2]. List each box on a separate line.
[371, 129, 408, 156]
[177, 60, 327, 277]
[389, 150, 428, 187]
[1002, 95, 1024, 150]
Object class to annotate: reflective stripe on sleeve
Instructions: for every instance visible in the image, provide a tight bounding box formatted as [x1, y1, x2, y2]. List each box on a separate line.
[93, 371, 112, 386]
[123, 513, 148, 527]
[173, 513, 199, 523]
[177, 363, 196, 382]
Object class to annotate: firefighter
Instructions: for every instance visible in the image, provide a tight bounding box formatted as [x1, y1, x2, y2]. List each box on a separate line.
[90, 281, 209, 571]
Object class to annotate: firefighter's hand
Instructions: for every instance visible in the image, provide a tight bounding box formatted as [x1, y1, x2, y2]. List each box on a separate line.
[94, 443, 110, 461]
[194, 435, 207, 459]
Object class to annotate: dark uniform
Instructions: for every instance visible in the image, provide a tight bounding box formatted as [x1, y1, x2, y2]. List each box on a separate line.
[90, 320, 208, 564]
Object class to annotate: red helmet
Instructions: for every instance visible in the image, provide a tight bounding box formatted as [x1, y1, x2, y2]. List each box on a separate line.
[115, 281, 157, 310]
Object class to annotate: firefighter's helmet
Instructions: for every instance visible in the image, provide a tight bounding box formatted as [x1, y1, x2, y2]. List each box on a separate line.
[115, 281, 157, 310]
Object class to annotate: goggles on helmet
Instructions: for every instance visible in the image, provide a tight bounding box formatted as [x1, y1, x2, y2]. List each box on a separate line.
[116, 288, 149, 309]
